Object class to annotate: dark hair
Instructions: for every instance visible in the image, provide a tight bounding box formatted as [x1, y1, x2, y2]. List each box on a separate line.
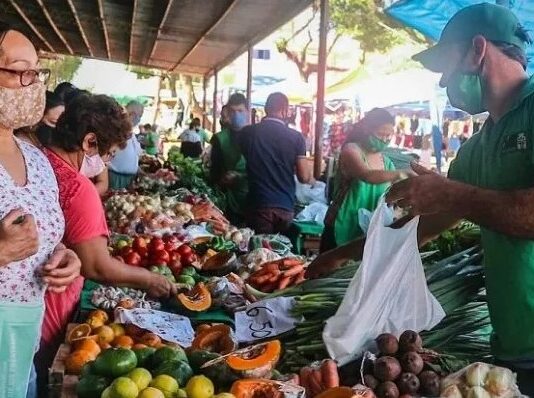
[45, 91, 64, 112]
[54, 82, 77, 102]
[492, 41, 529, 70]
[143, 123, 152, 130]
[227, 93, 247, 108]
[345, 108, 394, 145]
[265, 92, 289, 116]
[52, 93, 132, 155]
[127, 100, 144, 109]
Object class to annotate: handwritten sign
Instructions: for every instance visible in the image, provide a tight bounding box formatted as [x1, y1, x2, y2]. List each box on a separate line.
[235, 297, 302, 342]
[116, 308, 195, 347]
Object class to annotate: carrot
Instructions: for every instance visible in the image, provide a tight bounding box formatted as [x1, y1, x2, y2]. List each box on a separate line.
[308, 369, 324, 396]
[254, 274, 273, 285]
[300, 367, 312, 395]
[281, 258, 303, 269]
[321, 359, 339, 388]
[294, 270, 306, 284]
[262, 262, 282, 272]
[277, 275, 292, 290]
[261, 282, 277, 293]
[267, 272, 281, 284]
[283, 264, 304, 277]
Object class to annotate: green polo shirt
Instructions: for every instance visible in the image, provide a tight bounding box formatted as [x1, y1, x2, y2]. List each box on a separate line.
[448, 75, 534, 360]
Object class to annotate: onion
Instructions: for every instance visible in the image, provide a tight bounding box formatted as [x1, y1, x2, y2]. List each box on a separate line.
[485, 366, 515, 396]
[466, 386, 491, 398]
[466, 362, 490, 387]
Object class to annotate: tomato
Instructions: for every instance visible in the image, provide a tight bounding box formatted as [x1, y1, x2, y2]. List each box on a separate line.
[164, 241, 178, 252]
[181, 253, 197, 266]
[132, 236, 147, 252]
[151, 249, 170, 265]
[136, 246, 148, 258]
[169, 251, 181, 263]
[121, 246, 134, 258]
[177, 244, 193, 257]
[124, 252, 142, 267]
[163, 234, 179, 244]
[149, 238, 165, 253]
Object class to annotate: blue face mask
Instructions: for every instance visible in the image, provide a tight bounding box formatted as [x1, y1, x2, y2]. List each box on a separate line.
[231, 111, 248, 130]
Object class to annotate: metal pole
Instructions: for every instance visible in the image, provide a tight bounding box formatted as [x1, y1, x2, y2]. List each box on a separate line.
[212, 70, 218, 133]
[314, 0, 328, 179]
[246, 45, 253, 120]
[202, 75, 207, 129]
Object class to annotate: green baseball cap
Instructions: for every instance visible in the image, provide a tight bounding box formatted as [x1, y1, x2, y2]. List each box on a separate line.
[413, 3, 527, 72]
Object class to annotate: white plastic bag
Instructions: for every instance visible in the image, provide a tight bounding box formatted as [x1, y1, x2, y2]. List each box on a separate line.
[295, 178, 327, 204]
[323, 199, 445, 365]
[295, 202, 329, 225]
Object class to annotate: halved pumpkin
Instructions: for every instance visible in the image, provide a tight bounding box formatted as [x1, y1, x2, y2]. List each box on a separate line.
[316, 387, 361, 398]
[202, 251, 237, 276]
[230, 379, 283, 398]
[191, 324, 236, 355]
[226, 340, 281, 378]
[176, 283, 212, 312]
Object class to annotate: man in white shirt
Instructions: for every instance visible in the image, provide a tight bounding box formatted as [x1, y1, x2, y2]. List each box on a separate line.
[109, 100, 144, 190]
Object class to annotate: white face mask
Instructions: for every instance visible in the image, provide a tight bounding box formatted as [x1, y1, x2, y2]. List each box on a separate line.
[80, 153, 106, 178]
[0, 82, 45, 130]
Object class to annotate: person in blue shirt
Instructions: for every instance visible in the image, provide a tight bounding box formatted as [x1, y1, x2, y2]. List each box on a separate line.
[239, 92, 313, 234]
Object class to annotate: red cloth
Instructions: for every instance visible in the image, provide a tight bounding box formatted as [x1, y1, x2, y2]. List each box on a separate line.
[41, 149, 109, 345]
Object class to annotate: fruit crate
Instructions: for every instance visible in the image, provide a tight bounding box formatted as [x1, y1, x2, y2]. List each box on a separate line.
[49, 324, 79, 398]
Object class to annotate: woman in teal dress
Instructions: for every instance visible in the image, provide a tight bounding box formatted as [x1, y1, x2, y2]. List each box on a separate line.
[321, 108, 405, 252]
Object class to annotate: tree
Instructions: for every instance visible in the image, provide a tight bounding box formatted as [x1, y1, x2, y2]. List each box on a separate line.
[40, 55, 82, 88]
[276, 0, 427, 79]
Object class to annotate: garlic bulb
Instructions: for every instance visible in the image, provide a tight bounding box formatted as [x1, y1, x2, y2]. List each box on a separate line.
[485, 366, 515, 396]
[467, 386, 491, 398]
[441, 384, 463, 398]
[466, 362, 490, 387]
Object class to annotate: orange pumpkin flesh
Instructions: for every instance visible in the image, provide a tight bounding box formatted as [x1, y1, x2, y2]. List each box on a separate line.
[176, 283, 212, 312]
[315, 387, 359, 398]
[226, 340, 281, 371]
[191, 324, 236, 355]
[230, 379, 284, 398]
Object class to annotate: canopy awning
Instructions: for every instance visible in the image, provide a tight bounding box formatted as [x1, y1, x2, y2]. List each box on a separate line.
[0, 0, 312, 75]
[385, 0, 534, 73]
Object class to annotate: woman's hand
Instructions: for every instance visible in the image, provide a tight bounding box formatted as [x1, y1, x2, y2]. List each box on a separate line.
[0, 209, 39, 266]
[41, 243, 82, 293]
[147, 273, 177, 299]
[305, 250, 346, 279]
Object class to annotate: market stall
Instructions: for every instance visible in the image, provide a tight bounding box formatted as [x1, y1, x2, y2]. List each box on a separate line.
[45, 149, 518, 398]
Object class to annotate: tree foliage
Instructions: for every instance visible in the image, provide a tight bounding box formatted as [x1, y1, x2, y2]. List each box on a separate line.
[41, 55, 82, 88]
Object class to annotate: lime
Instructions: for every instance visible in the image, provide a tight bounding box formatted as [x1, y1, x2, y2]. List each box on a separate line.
[150, 374, 180, 398]
[128, 367, 152, 390]
[109, 377, 139, 398]
[138, 387, 166, 398]
[186, 375, 214, 398]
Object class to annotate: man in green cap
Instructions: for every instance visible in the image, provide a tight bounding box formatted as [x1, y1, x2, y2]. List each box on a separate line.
[307, 3, 534, 392]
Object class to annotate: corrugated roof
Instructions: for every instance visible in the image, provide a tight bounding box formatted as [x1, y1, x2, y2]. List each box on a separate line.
[0, 0, 313, 75]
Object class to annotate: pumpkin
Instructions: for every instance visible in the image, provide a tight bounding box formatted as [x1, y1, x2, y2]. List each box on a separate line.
[230, 379, 283, 398]
[153, 360, 194, 386]
[65, 350, 95, 375]
[226, 340, 281, 378]
[191, 324, 237, 355]
[175, 283, 212, 313]
[202, 252, 237, 276]
[93, 348, 138, 378]
[316, 387, 361, 398]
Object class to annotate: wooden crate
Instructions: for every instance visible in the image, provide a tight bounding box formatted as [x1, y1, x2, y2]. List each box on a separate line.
[49, 324, 79, 398]
[303, 235, 321, 256]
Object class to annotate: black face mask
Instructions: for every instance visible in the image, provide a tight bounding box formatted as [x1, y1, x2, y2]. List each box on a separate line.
[36, 123, 55, 146]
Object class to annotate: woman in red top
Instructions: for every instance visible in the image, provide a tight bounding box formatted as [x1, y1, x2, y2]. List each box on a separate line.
[38, 93, 176, 382]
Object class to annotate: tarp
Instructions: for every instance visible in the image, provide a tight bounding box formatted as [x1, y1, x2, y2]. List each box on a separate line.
[385, 0, 534, 74]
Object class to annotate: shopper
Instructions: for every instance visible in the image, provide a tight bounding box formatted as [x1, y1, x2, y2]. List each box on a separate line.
[210, 93, 249, 223]
[321, 108, 404, 252]
[239, 92, 313, 234]
[180, 118, 203, 158]
[108, 100, 144, 189]
[0, 24, 81, 398]
[40, 93, 176, 382]
[144, 123, 159, 156]
[307, 4, 534, 394]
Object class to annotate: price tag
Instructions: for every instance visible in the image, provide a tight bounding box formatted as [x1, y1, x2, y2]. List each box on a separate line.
[116, 308, 195, 347]
[235, 297, 302, 342]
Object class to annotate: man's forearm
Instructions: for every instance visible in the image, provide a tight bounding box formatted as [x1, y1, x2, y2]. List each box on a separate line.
[449, 181, 534, 239]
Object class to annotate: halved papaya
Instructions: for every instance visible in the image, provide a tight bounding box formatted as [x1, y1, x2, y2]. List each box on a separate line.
[176, 283, 212, 313]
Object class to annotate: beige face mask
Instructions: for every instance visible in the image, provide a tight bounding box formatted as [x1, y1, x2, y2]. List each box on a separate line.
[0, 82, 45, 130]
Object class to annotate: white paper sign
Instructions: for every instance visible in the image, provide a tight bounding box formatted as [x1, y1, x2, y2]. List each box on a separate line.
[235, 297, 302, 342]
[116, 308, 195, 347]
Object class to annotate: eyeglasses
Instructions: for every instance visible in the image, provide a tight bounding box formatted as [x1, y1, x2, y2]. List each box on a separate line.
[0, 67, 51, 87]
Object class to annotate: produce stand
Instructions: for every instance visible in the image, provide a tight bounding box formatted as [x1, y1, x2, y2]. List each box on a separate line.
[51, 152, 520, 398]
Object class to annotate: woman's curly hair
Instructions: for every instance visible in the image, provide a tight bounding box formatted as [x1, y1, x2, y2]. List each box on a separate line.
[52, 93, 131, 155]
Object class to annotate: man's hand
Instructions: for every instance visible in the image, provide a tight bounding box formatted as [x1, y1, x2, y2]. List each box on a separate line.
[0, 209, 39, 266]
[147, 273, 177, 299]
[385, 163, 459, 216]
[41, 243, 82, 293]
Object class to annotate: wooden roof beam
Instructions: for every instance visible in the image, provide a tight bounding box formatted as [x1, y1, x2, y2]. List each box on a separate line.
[66, 0, 93, 56]
[8, 0, 55, 52]
[168, 0, 239, 72]
[147, 0, 174, 65]
[97, 0, 111, 59]
[128, 0, 137, 65]
[35, 0, 73, 54]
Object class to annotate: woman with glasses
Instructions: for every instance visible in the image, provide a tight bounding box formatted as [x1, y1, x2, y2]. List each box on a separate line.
[38, 92, 177, 391]
[0, 25, 82, 398]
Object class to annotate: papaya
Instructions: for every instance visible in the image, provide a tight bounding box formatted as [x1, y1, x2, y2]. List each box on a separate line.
[93, 348, 138, 378]
[76, 374, 110, 398]
[153, 360, 194, 386]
